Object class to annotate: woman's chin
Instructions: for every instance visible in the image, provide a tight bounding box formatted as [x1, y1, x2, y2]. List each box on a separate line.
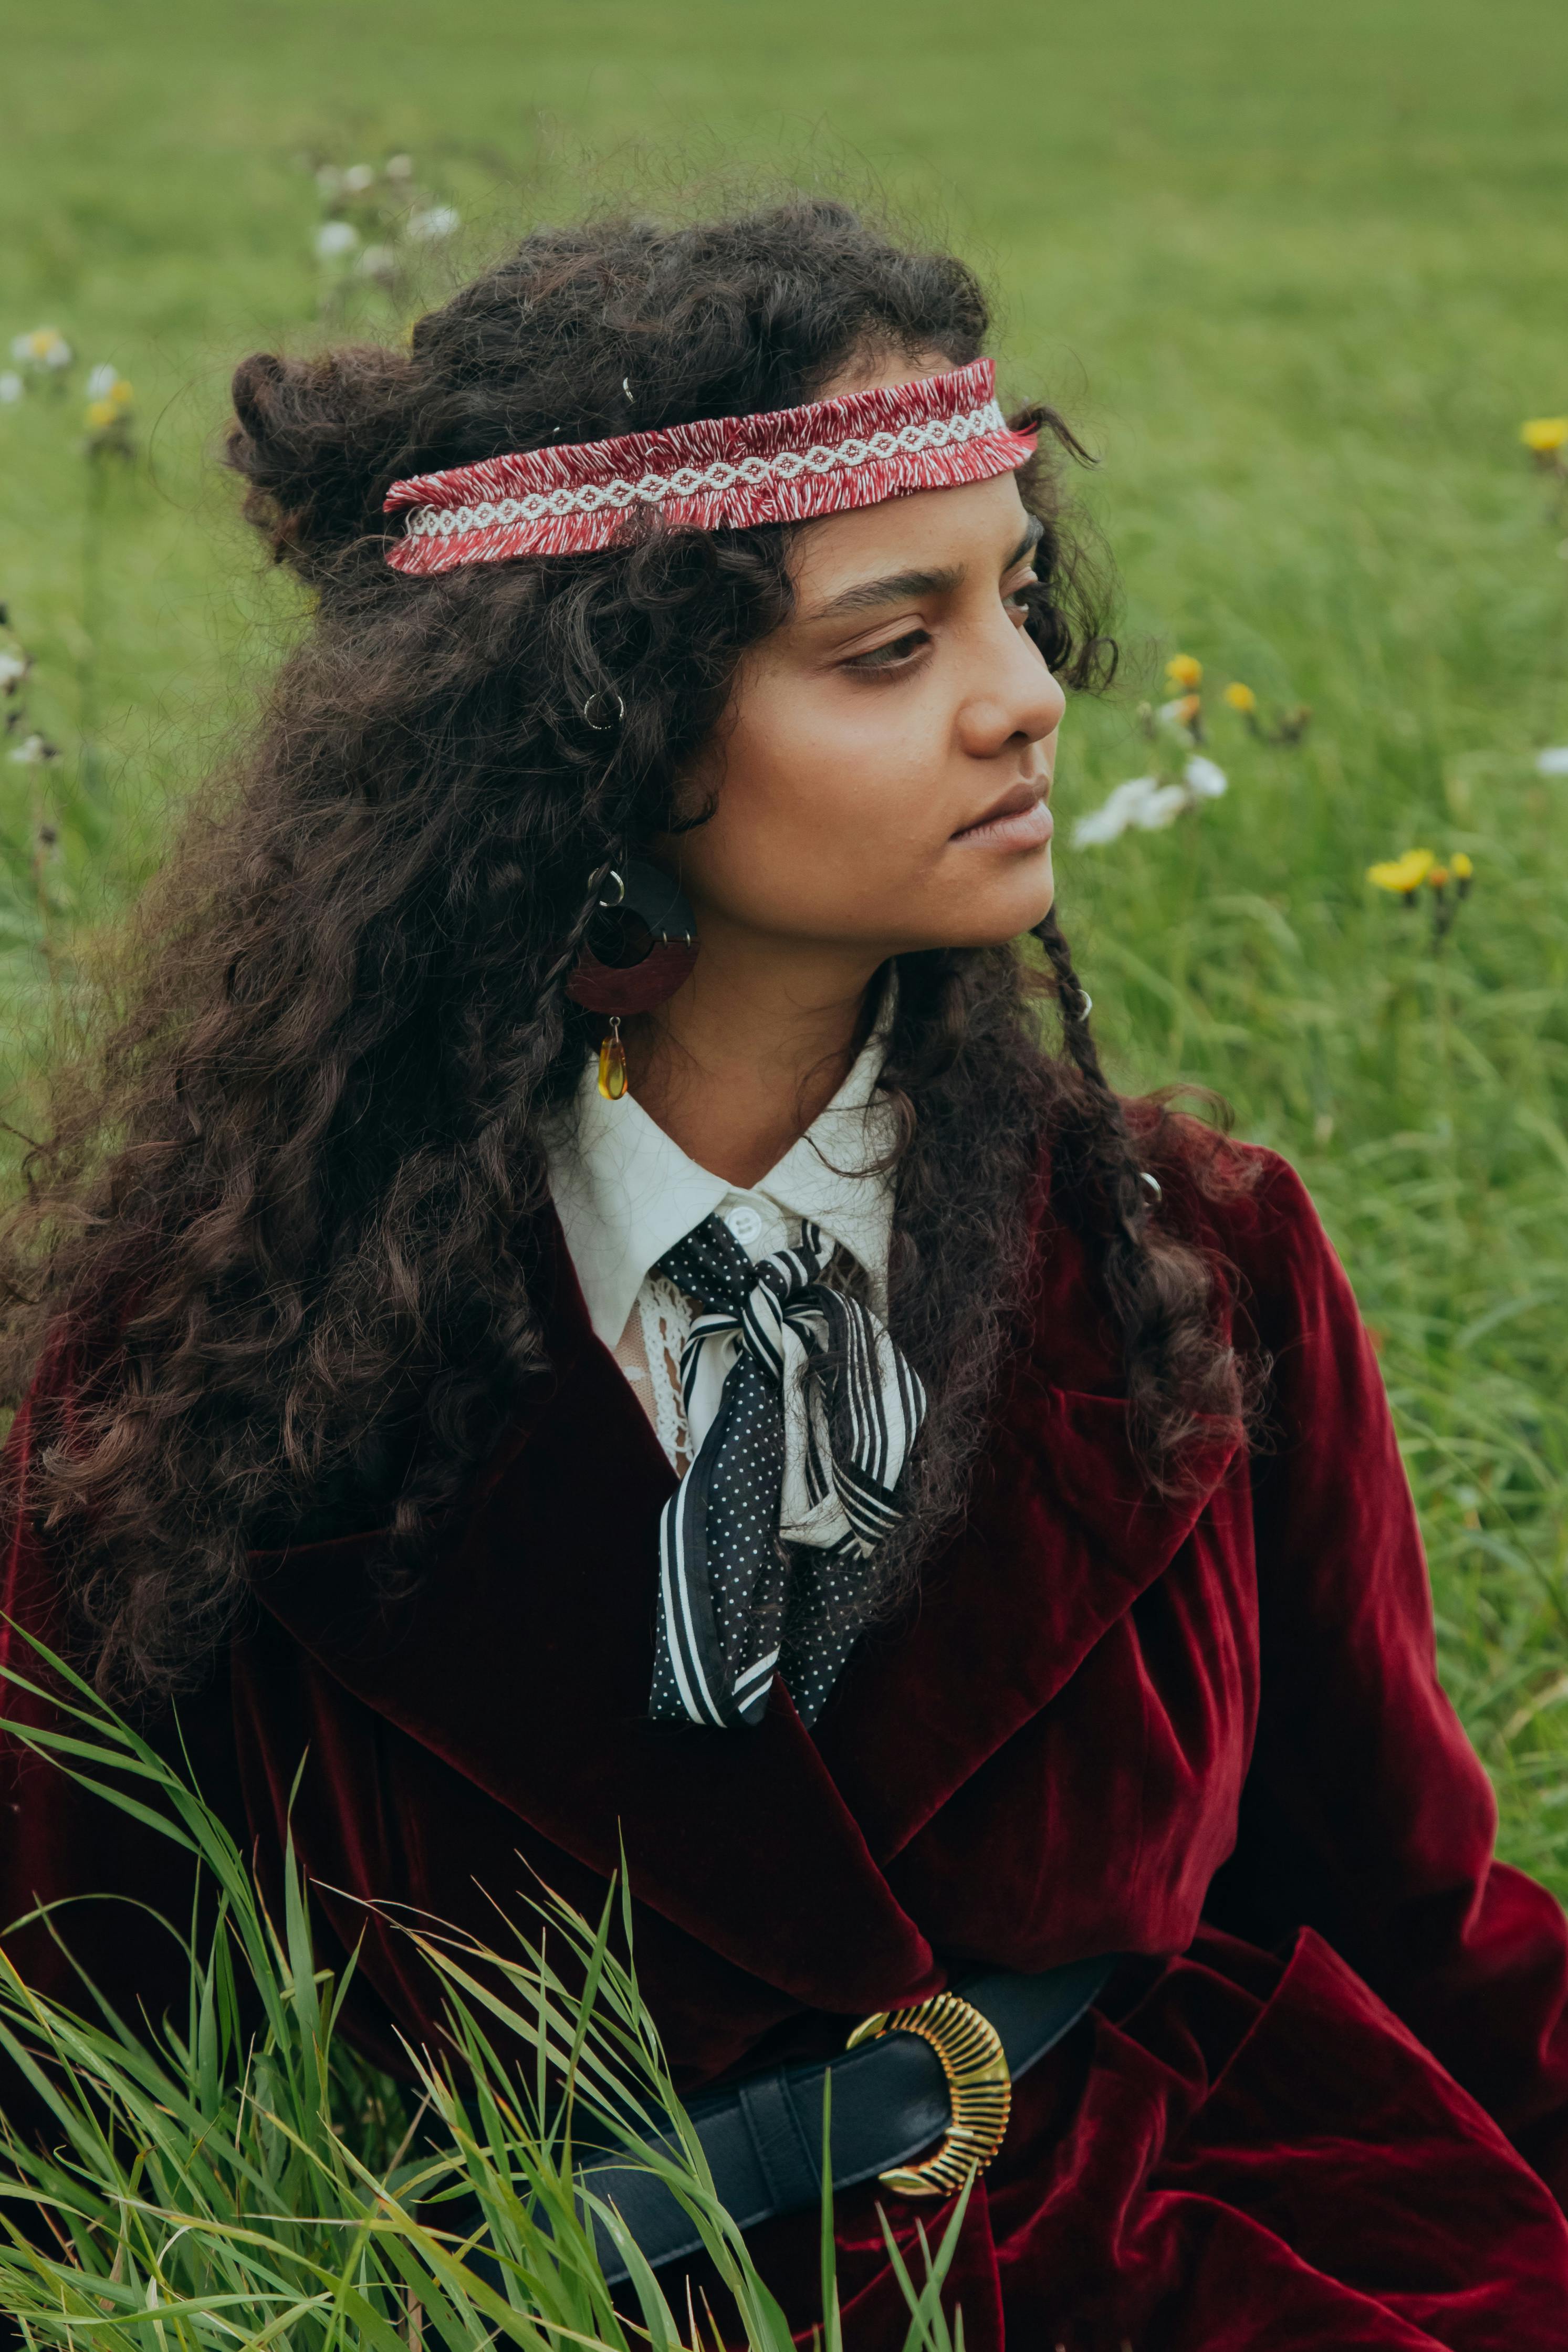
[951, 859, 1056, 950]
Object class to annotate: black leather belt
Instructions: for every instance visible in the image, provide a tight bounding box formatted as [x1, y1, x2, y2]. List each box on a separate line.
[579, 1953, 1117, 2285]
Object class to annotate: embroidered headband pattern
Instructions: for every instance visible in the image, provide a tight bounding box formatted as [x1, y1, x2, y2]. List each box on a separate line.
[382, 359, 1037, 573]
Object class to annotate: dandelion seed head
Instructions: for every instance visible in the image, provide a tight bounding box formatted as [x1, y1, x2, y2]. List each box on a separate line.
[314, 220, 360, 260]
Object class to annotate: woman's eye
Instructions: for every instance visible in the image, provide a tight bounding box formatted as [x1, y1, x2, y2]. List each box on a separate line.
[1004, 572, 1041, 617]
[844, 629, 930, 673]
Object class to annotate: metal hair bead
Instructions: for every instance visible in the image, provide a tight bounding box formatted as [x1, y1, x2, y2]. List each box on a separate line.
[582, 688, 626, 731]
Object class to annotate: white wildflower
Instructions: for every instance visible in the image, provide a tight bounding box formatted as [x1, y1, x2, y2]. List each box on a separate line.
[384, 153, 414, 181]
[1075, 777, 1166, 845]
[12, 326, 71, 370]
[86, 362, 120, 401]
[314, 219, 360, 260]
[408, 204, 460, 242]
[342, 162, 376, 194]
[0, 372, 22, 404]
[8, 733, 54, 766]
[358, 243, 398, 281]
[1535, 746, 1568, 776]
[0, 652, 29, 687]
[1074, 758, 1227, 846]
[1133, 783, 1190, 828]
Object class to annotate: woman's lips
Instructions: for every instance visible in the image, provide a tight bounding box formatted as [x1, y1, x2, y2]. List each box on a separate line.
[950, 787, 1053, 852]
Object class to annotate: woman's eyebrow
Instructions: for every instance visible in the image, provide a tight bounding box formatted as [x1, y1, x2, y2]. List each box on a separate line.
[806, 563, 964, 623]
[804, 518, 1044, 625]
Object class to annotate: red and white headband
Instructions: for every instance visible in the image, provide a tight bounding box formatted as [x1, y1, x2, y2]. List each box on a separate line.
[382, 358, 1036, 573]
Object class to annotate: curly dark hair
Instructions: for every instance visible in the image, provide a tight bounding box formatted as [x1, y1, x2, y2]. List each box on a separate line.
[0, 198, 1250, 1703]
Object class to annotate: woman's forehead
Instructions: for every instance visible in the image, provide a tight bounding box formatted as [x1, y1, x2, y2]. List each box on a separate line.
[787, 471, 1033, 614]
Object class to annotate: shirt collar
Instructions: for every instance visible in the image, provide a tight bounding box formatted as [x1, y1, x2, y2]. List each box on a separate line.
[547, 990, 899, 1349]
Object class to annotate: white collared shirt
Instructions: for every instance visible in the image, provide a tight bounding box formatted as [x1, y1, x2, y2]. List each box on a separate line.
[546, 1020, 898, 1470]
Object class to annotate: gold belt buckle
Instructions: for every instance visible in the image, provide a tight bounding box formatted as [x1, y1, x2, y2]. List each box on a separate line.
[846, 1991, 1012, 2197]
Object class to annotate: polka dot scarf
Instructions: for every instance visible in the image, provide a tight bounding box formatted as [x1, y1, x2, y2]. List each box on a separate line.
[649, 1214, 927, 1730]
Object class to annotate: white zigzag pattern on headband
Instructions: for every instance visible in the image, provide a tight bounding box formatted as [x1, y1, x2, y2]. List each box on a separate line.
[403, 401, 1007, 542]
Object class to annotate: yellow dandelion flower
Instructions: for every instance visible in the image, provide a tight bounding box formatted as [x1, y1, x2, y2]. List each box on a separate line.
[85, 398, 119, 430]
[1451, 852, 1473, 881]
[1165, 653, 1203, 689]
[1427, 865, 1450, 889]
[1520, 417, 1568, 454]
[1367, 848, 1435, 895]
[109, 377, 133, 409]
[1223, 682, 1257, 714]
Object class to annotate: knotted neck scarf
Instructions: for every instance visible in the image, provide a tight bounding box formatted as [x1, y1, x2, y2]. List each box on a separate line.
[649, 1214, 927, 1730]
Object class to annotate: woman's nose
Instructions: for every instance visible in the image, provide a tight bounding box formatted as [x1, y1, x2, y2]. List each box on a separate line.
[959, 623, 1067, 755]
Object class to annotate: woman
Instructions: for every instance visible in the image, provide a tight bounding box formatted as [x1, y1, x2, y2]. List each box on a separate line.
[4, 201, 1568, 2348]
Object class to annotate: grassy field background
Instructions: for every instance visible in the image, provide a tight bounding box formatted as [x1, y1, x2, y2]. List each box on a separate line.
[4, 1, 1568, 1878]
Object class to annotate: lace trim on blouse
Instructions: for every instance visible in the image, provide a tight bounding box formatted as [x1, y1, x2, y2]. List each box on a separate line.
[613, 1270, 699, 1475]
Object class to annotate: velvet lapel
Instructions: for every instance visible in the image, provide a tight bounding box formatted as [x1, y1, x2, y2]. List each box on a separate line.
[813, 1212, 1244, 1862]
[254, 1214, 940, 2017]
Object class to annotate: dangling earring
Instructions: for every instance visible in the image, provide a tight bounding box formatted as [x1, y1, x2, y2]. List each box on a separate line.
[566, 856, 699, 1102]
[598, 1016, 628, 1100]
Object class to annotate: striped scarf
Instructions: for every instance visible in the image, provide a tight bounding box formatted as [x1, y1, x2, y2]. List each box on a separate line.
[649, 1214, 927, 1730]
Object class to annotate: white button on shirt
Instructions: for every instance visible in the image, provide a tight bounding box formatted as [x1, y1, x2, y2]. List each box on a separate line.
[545, 1016, 898, 1472]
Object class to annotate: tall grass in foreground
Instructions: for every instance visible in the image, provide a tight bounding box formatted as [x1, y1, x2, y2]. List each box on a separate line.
[0, 1637, 967, 2349]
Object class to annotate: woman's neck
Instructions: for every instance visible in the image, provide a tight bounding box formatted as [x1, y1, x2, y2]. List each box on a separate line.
[626, 927, 887, 1189]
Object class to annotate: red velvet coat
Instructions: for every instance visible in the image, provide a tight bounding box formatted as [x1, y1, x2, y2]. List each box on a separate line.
[6, 1144, 1568, 2348]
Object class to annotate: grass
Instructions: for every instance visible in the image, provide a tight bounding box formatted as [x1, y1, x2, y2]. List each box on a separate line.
[2, 0, 1568, 1882]
[0, 1634, 968, 2345]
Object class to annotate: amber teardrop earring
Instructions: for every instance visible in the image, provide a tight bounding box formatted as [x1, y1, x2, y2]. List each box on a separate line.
[597, 1016, 628, 1100]
[567, 856, 699, 1105]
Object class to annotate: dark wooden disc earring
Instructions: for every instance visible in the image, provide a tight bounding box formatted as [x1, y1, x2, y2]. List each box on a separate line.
[565, 856, 699, 1100]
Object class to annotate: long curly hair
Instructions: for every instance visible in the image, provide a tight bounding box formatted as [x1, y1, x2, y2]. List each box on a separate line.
[0, 200, 1250, 1703]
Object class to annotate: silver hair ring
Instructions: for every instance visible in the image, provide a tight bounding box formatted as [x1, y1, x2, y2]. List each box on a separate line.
[582, 688, 626, 732]
[598, 867, 626, 907]
[1078, 989, 1093, 1017]
[1141, 1171, 1163, 1203]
